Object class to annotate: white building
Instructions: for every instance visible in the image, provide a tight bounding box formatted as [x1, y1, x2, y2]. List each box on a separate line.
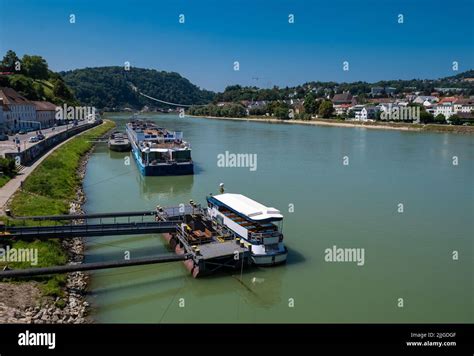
[434, 103, 455, 118]
[334, 104, 351, 116]
[0, 100, 5, 134]
[379, 103, 399, 113]
[453, 98, 474, 114]
[0, 87, 37, 132]
[355, 106, 378, 121]
[33, 101, 57, 129]
[423, 100, 433, 108]
[413, 96, 438, 105]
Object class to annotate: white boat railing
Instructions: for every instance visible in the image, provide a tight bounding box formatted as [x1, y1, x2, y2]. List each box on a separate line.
[250, 231, 282, 240]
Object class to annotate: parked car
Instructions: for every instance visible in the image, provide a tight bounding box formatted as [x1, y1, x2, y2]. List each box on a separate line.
[0, 134, 9, 141]
[37, 134, 45, 140]
[18, 130, 27, 135]
[28, 136, 39, 143]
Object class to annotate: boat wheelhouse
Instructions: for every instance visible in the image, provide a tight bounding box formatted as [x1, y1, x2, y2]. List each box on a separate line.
[206, 193, 288, 266]
[126, 119, 194, 176]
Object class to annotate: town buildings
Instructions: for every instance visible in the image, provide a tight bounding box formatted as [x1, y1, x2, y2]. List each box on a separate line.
[0, 100, 5, 134]
[0, 87, 57, 133]
[32, 101, 56, 128]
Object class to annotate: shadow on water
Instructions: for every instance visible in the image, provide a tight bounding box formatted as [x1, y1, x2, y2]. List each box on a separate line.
[108, 150, 130, 160]
[285, 247, 306, 266]
[193, 163, 204, 175]
[89, 271, 186, 297]
[90, 285, 186, 316]
[86, 245, 171, 261]
[189, 264, 287, 308]
[89, 255, 287, 309]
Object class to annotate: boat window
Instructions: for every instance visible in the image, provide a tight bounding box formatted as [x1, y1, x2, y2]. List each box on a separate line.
[173, 150, 191, 162]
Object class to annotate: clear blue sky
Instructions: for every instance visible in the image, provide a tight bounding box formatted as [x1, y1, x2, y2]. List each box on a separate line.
[1, 0, 473, 92]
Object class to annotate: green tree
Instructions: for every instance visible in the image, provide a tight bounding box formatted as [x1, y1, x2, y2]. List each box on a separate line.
[1, 50, 20, 72]
[449, 114, 462, 125]
[21, 55, 49, 79]
[273, 106, 289, 119]
[318, 100, 334, 118]
[303, 92, 317, 114]
[420, 111, 434, 124]
[52, 78, 74, 101]
[8, 75, 40, 99]
[434, 113, 446, 124]
[0, 157, 17, 177]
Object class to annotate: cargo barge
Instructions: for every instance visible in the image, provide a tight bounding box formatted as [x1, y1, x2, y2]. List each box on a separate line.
[126, 119, 193, 176]
[108, 131, 131, 152]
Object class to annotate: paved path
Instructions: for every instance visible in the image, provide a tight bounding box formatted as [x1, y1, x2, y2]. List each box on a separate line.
[0, 121, 90, 156]
[0, 121, 106, 215]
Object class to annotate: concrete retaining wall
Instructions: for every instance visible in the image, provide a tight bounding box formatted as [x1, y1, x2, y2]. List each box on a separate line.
[5, 120, 102, 166]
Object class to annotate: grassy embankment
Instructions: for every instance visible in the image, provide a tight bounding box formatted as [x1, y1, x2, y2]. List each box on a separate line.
[0, 176, 11, 187]
[0, 120, 115, 298]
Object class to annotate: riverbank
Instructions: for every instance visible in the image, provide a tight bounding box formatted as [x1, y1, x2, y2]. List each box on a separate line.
[188, 115, 474, 134]
[0, 120, 115, 324]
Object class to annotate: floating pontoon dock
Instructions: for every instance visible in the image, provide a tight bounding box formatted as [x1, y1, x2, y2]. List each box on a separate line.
[0, 205, 251, 278]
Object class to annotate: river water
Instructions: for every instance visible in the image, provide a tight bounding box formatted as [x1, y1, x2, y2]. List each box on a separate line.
[83, 113, 473, 323]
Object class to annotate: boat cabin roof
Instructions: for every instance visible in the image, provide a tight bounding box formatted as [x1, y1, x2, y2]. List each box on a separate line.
[209, 193, 283, 222]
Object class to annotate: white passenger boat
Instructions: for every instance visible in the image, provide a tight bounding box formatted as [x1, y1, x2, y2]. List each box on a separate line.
[206, 193, 288, 266]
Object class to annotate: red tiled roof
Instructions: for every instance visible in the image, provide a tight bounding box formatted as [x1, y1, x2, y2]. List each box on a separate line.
[332, 93, 352, 103]
[438, 96, 460, 104]
[367, 98, 394, 103]
[32, 101, 57, 111]
[0, 87, 34, 106]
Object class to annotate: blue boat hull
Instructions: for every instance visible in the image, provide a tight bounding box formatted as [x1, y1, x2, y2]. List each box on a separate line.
[132, 148, 194, 176]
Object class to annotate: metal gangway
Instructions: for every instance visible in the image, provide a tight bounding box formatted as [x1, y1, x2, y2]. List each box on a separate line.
[1, 206, 200, 240]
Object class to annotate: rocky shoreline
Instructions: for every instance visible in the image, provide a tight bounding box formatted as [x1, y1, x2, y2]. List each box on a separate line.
[0, 143, 99, 324]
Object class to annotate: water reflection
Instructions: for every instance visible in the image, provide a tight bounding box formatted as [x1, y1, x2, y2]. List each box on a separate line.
[108, 149, 130, 160]
[135, 174, 194, 201]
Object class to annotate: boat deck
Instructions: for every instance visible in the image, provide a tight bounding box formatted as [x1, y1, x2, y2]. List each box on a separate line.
[156, 205, 200, 220]
[197, 240, 247, 260]
[221, 209, 278, 234]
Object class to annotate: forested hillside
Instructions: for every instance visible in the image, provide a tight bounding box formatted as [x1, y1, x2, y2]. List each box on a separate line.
[61, 67, 214, 110]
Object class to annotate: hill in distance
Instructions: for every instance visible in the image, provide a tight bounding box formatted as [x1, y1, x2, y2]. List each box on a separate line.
[61, 66, 214, 111]
[0, 50, 78, 106]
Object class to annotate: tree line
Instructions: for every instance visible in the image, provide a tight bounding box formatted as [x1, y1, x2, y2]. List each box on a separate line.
[0, 50, 77, 105]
